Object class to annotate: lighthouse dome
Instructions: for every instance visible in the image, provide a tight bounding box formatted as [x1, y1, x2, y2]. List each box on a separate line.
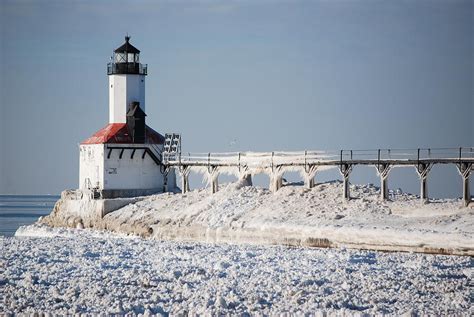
[108, 36, 147, 75]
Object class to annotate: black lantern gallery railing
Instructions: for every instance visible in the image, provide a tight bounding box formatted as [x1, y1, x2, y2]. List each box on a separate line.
[107, 63, 148, 75]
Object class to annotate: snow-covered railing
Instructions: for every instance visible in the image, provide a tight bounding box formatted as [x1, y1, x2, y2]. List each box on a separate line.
[166, 151, 340, 168]
[337, 148, 474, 161]
[164, 147, 474, 167]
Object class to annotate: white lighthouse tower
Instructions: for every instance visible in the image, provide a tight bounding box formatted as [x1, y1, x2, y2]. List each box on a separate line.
[79, 36, 176, 198]
[108, 36, 146, 123]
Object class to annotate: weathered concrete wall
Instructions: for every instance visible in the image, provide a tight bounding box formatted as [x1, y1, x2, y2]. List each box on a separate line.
[41, 189, 140, 229]
[100, 188, 162, 199]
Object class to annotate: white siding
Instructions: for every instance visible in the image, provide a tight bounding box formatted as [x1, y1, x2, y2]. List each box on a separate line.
[79, 144, 173, 192]
[79, 144, 105, 189]
[103, 146, 163, 190]
[109, 74, 146, 123]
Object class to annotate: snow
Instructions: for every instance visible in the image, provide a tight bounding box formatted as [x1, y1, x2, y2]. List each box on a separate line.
[2, 225, 472, 315]
[18, 179, 472, 313]
[85, 181, 474, 255]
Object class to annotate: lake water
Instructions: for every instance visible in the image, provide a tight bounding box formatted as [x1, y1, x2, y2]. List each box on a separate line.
[0, 195, 59, 237]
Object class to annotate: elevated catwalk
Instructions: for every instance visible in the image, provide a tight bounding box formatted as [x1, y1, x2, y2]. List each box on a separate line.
[159, 147, 474, 206]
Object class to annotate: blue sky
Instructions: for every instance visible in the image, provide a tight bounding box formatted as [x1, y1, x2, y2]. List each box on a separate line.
[0, 0, 472, 196]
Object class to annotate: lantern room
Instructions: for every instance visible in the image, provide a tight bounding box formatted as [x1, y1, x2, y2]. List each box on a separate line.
[107, 36, 147, 75]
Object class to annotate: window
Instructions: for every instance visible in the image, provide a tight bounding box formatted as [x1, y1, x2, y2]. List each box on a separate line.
[115, 53, 126, 63]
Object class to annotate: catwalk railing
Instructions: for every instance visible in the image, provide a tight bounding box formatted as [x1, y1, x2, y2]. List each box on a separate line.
[164, 147, 474, 167]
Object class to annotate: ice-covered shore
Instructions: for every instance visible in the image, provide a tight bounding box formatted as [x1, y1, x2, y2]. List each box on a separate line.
[41, 181, 474, 255]
[2, 225, 473, 315]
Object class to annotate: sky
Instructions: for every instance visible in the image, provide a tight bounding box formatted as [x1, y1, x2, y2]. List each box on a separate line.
[0, 0, 472, 197]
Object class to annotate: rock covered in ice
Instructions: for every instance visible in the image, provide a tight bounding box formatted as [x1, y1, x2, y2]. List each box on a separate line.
[37, 181, 473, 254]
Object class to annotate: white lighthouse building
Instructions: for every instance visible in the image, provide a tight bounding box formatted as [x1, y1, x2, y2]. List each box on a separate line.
[79, 36, 175, 198]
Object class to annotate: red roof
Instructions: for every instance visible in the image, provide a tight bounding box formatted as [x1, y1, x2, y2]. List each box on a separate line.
[81, 123, 165, 145]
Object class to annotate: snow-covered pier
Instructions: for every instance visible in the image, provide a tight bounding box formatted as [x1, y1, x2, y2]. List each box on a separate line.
[162, 147, 474, 206]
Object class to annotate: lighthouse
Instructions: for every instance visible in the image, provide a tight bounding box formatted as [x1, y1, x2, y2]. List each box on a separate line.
[79, 36, 176, 198]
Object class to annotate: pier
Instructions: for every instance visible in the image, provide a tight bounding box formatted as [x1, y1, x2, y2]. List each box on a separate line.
[161, 147, 474, 206]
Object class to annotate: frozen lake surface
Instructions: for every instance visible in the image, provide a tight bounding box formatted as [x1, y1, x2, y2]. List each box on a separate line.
[2, 225, 473, 315]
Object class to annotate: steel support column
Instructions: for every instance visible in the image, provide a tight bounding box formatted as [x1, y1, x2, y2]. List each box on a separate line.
[416, 163, 432, 204]
[208, 166, 219, 194]
[376, 163, 391, 200]
[381, 177, 388, 200]
[182, 175, 189, 194]
[212, 177, 219, 194]
[462, 176, 470, 207]
[456, 162, 472, 207]
[304, 165, 318, 189]
[179, 166, 191, 194]
[270, 174, 283, 193]
[270, 166, 283, 193]
[240, 174, 253, 186]
[339, 163, 353, 200]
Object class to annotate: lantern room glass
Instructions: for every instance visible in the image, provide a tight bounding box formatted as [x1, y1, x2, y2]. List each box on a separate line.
[114, 52, 139, 63]
[114, 53, 126, 63]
